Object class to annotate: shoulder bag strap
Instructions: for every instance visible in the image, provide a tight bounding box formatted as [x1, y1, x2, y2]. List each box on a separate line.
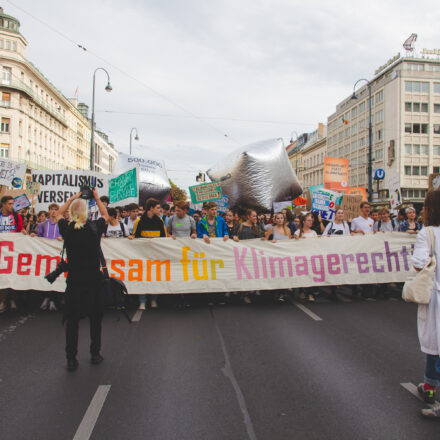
[427, 227, 435, 257]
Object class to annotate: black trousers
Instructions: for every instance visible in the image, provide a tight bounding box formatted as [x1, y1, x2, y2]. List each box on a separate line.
[64, 283, 103, 360]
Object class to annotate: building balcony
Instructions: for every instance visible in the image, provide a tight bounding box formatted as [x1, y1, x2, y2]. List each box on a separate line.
[0, 79, 67, 126]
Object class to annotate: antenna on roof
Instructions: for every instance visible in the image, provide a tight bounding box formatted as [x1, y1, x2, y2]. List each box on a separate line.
[403, 33, 417, 56]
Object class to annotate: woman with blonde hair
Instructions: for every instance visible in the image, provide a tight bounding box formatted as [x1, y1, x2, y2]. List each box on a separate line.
[265, 212, 291, 242]
[56, 190, 109, 371]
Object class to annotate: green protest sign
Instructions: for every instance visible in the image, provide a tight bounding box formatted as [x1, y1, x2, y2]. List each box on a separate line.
[189, 181, 223, 204]
[109, 167, 138, 204]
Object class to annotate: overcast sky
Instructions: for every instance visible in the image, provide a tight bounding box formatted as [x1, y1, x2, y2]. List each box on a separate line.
[5, 0, 440, 190]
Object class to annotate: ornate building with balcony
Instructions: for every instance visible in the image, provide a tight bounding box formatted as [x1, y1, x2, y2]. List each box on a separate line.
[0, 7, 117, 173]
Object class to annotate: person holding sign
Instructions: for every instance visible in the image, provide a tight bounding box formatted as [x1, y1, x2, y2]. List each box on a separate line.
[351, 202, 374, 235]
[131, 198, 167, 310]
[196, 202, 229, 244]
[0, 196, 26, 313]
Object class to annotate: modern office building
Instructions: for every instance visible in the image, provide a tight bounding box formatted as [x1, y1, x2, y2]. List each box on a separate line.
[0, 7, 117, 173]
[327, 52, 440, 206]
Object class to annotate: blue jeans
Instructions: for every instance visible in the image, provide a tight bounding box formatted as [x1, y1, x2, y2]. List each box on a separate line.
[139, 294, 158, 305]
[424, 354, 440, 387]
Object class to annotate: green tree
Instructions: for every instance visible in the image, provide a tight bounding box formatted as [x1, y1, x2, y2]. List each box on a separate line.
[169, 178, 187, 202]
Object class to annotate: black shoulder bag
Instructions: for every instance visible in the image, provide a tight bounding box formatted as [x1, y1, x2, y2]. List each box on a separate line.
[90, 222, 131, 323]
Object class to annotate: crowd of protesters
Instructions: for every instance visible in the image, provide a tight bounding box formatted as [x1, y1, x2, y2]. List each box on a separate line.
[0, 192, 425, 313]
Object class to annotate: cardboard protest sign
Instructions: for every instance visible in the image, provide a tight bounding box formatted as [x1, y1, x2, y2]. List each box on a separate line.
[27, 181, 40, 195]
[189, 181, 223, 204]
[0, 158, 26, 188]
[13, 194, 30, 212]
[109, 167, 139, 205]
[311, 189, 340, 221]
[341, 194, 362, 221]
[31, 170, 109, 211]
[387, 174, 402, 209]
[324, 157, 349, 191]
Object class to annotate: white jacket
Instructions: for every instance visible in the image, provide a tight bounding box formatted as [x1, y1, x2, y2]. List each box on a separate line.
[411, 226, 440, 354]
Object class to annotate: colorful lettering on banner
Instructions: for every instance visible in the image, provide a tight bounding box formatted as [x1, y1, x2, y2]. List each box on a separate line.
[311, 189, 340, 221]
[0, 233, 416, 294]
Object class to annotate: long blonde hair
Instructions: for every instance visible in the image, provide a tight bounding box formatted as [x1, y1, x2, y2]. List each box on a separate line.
[69, 199, 88, 229]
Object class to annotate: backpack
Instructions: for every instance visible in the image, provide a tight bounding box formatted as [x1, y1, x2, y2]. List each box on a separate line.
[327, 221, 348, 235]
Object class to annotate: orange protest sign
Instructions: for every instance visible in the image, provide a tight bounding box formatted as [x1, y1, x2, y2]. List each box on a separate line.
[344, 187, 368, 201]
[323, 157, 349, 191]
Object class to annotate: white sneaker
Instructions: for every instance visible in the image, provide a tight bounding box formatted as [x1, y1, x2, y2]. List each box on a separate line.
[0, 301, 6, 313]
[138, 303, 146, 311]
[49, 301, 57, 311]
[10, 300, 17, 310]
[243, 296, 252, 304]
[151, 300, 158, 308]
[40, 297, 50, 310]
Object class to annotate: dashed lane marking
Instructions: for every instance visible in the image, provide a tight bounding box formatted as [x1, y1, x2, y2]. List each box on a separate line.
[131, 310, 143, 322]
[0, 314, 34, 343]
[400, 382, 439, 407]
[286, 296, 323, 321]
[73, 385, 111, 440]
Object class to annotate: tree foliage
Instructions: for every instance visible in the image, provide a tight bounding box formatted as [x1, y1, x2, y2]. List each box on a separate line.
[169, 178, 188, 202]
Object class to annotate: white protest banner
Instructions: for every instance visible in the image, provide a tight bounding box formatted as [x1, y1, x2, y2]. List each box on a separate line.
[109, 167, 139, 205]
[31, 170, 109, 211]
[273, 201, 293, 212]
[0, 233, 416, 294]
[388, 173, 402, 209]
[311, 189, 340, 221]
[115, 152, 170, 206]
[0, 158, 26, 188]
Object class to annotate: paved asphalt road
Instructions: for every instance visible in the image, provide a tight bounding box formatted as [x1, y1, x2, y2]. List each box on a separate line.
[0, 291, 439, 440]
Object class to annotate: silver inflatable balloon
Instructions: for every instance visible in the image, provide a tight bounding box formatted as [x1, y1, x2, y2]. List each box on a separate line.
[207, 138, 302, 211]
[115, 152, 171, 206]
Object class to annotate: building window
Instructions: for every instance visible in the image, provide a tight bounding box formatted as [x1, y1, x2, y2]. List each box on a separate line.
[422, 103, 428, 112]
[407, 63, 425, 71]
[413, 102, 420, 112]
[421, 166, 428, 176]
[1, 92, 11, 107]
[434, 166, 440, 173]
[405, 165, 411, 175]
[412, 166, 420, 176]
[434, 83, 440, 94]
[434, 146, 440, 155]
[359, 101, 366, 113]
[405, 144, 412, 154]
[2, 66, 11, 85]
[12, 41, 16, 51]
[375, 149, 384, 160]
[1, 118, 10, 133]
[375, 129, 383, 141]
[5, 40, 10, 50]
[375, 90, 384, 103]
[0, 143, 8, 158]
[375, 110, 383, 123]
[434, 104, 440, 113]
[405, 102, 412, 112]
[434, 124, 440, 134]
[351, 107, 357, 118]
[405, 81, 429, 93]
[413, 144, 420, 155]
[405, 123, 412, 133]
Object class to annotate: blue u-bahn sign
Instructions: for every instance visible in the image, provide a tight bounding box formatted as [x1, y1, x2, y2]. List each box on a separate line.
[374, 169, 385, 180]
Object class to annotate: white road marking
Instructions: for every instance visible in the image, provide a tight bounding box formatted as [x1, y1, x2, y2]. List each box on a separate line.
[131, 310, 143, 322]
[400, 382, 439, 406]
[287, 298, 323, 321]
[0, 314, 34, 343]
[211, 310, 257, 440]
[73, 385, 111, 440]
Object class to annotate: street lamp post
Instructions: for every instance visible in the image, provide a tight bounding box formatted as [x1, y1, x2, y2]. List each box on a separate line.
[290, 130, 299, 175]
[351, 78, 372, 202]
[90, 67, 112, 171]
[129, 127, 140, 155]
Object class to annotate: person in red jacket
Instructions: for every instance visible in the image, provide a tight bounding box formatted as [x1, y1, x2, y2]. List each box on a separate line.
[0, 196, 26, 312]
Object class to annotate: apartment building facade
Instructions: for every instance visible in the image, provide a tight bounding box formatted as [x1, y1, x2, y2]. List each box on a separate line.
[300, 123, 327, 188]
[327, 53, 440, 206]
[0, 7, 117, 173]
